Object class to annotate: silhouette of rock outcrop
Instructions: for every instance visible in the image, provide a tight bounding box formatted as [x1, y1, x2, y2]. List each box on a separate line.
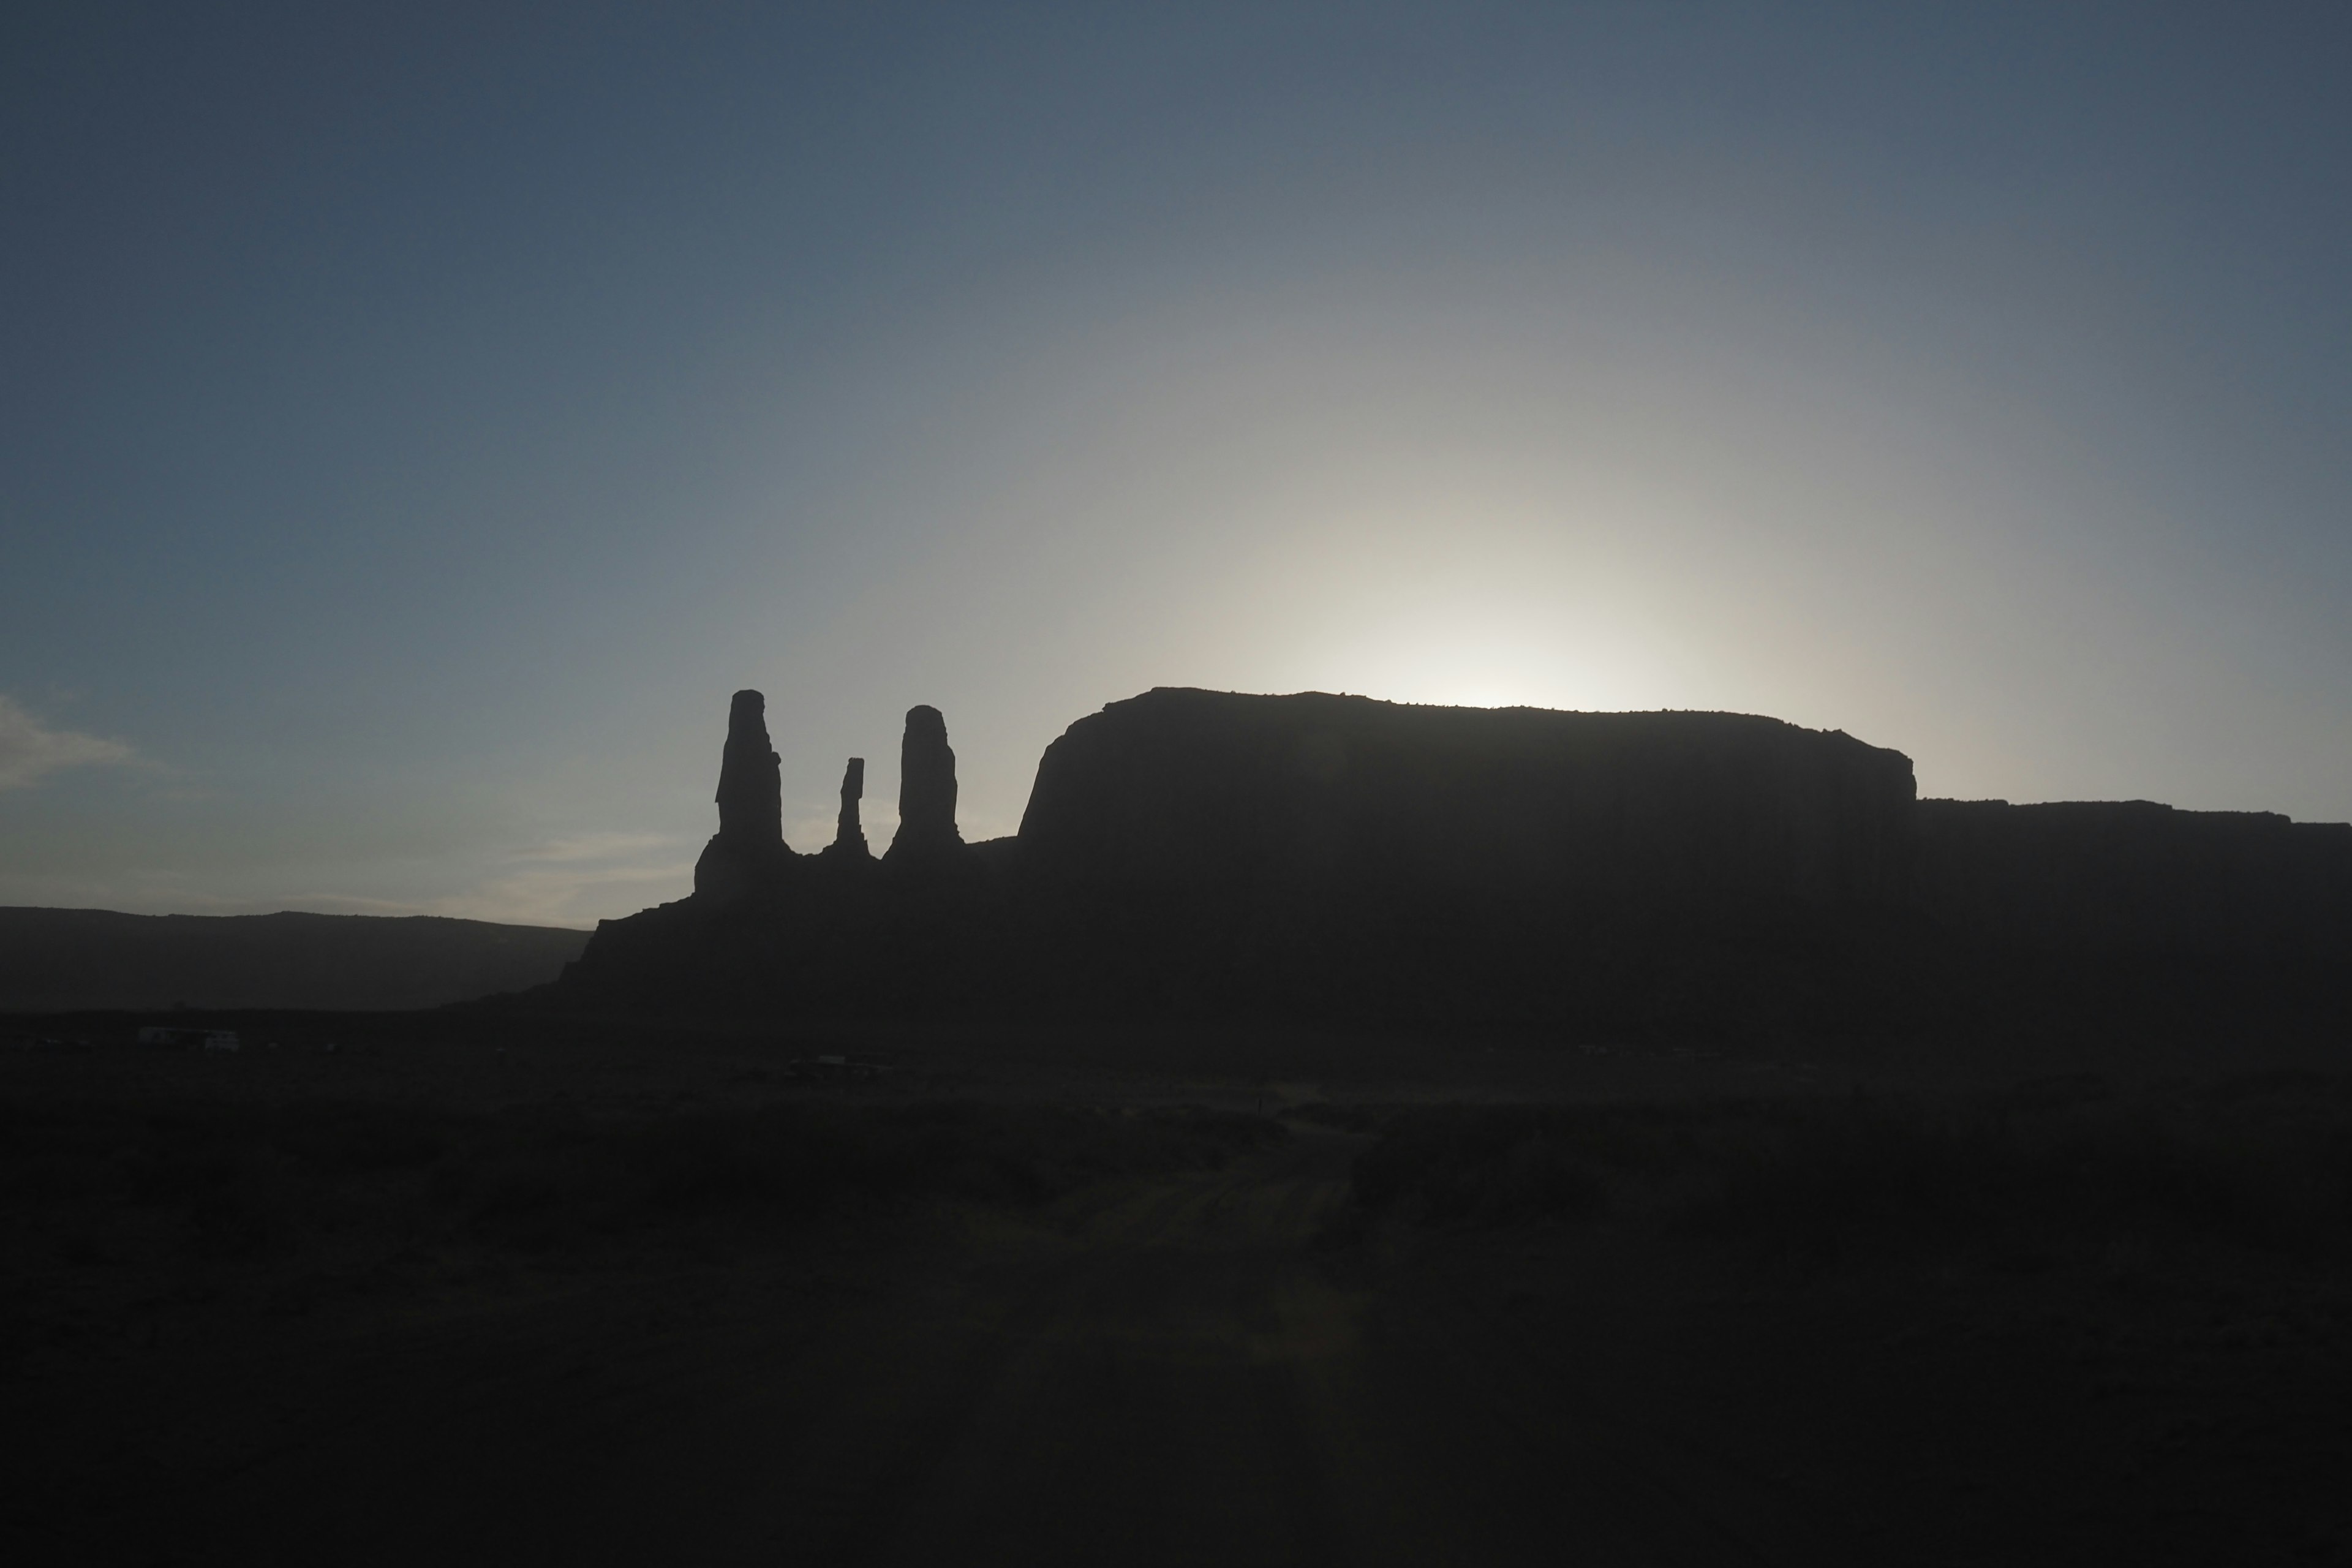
[553, 685, 2352, 1045]
[690, 689, 796, 905]
[1019, 690, 1914, 908]
[1915, 798, 2352, 954]
[820, 757, 872, 863]
[883, 704, 968, 873]
[1001, 690, 1926, 1031]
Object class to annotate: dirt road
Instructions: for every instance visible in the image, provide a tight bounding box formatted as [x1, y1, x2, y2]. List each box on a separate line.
[64, 1127, 1856, 1568]
[54, 1115, 2340, 1568]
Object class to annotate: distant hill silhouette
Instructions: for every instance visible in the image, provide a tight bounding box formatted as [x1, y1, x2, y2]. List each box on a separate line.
[548, 687, 2352, 1043]
[0, 908, 590, 1012]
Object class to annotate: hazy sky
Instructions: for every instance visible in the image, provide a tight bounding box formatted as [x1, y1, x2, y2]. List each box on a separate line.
[5, 2, 2348, 926]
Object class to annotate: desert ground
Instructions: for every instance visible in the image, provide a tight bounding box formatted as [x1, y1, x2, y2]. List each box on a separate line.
[8, 1016, 2352, 1566]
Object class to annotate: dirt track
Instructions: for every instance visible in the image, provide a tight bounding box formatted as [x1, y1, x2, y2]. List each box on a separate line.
[31, 1113, 2351, 1567]
[77, 1129, 1816, 1567]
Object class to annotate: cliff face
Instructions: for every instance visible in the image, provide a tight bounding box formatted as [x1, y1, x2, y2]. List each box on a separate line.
[1916, 799, 2352, 954]
[551, 684, 2350, 1041]
[1018, 689, 1917, 913]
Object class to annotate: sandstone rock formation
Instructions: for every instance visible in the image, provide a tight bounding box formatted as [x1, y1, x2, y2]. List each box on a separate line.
[821, 756, 872, 861]
[884, 704, 967, 870]
[692, 688, 796, 903]
[715, 690, 783, 843]
[1016, 688, 1917, 912]
[1915, 797, 2352, 954]
[556, 684, 2352, 1044]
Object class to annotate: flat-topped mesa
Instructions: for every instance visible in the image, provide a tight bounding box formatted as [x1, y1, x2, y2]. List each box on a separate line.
[692, 688, 796, 903]
[818, 757, 872, 862]
[1016, 688, 1918, 910]
[883, 705, 968, 871]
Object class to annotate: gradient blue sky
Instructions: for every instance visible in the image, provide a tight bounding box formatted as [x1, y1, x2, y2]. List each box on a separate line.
[5, 2, 2348, 925]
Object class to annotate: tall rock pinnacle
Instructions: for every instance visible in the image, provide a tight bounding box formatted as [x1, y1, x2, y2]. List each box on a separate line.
[714, 690, 784, 846]
[693, 688, 794, 902]
[884, 704, 966, 869]
[823, 756, 871, 860]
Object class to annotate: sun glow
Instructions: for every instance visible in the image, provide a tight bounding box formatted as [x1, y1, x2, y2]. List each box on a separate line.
[1278, 617, 1681, 716]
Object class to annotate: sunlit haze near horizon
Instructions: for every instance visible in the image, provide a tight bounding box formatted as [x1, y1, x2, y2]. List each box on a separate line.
[6, 4, 2350, 926]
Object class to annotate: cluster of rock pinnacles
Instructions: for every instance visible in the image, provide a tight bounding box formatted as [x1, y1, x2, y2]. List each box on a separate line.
[692, 689, 967, 903]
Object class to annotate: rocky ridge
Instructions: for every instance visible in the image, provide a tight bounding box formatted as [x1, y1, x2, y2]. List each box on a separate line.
[552, 687, 2352, 1040]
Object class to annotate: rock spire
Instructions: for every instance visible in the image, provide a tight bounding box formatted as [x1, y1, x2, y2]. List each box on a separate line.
[693, 688, 795, 902]
[822, 756, 871, 861]
[884, 704, 966, 869]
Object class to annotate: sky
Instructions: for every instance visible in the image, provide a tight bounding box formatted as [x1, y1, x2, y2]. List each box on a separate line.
[4, 2, 2348, 927]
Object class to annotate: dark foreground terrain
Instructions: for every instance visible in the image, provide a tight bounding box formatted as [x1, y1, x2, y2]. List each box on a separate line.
[7, 1019, 2352, 1566]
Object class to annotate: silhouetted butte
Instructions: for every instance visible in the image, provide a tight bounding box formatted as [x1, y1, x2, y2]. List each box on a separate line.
[551, 686, 2352, 1043]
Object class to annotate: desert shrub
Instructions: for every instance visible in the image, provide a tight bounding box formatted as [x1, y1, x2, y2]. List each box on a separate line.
[1355, 1107, 1607, 1222]
[1278, 1101, 1388, 1133]
[416, 1101, 1287, 1246]
[0, 1105, 128, 1203]
[271, 1104, 450, 1174]
[0, 1097, 1289, 1259]
[1352, 1075, 2352, 1266]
